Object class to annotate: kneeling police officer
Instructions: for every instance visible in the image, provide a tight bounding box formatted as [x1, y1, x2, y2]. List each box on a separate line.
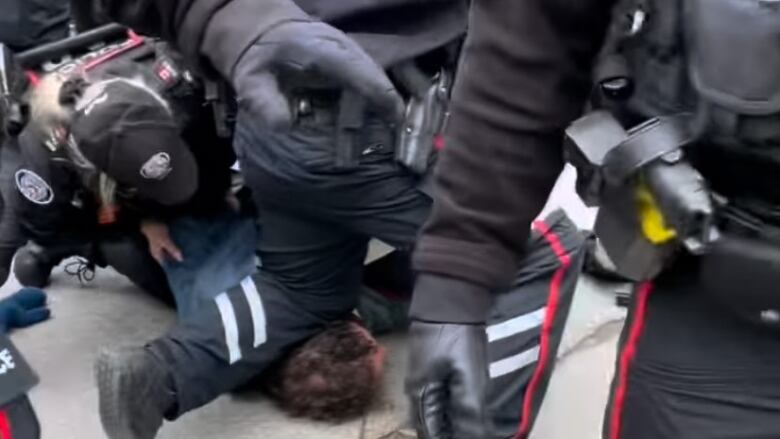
[0, 30, 236, 300]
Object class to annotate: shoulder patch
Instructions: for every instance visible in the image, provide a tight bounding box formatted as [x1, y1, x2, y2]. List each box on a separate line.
[15, 169, 54, 205]
[140, 152, 172, 180]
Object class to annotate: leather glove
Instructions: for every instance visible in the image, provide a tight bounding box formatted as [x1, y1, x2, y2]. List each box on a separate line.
[232, 21, 404, 130]
[406, 322, 492, 439]
[0, 288, 50, 333]
[406, 275, 494, 439]
[202, 0, 404, 131]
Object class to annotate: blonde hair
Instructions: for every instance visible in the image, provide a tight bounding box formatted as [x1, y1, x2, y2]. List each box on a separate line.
[98, 173, 118, 207]
[28, 73, 72, 132]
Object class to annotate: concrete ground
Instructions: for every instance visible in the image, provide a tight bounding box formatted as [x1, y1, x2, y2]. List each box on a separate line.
[4, 167, 628, 439]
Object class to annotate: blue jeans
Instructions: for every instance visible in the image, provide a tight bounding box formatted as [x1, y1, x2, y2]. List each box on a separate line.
[161, 210, 258, 320]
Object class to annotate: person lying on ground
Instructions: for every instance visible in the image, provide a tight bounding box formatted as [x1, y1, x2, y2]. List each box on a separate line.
[95, 209, 587, 439]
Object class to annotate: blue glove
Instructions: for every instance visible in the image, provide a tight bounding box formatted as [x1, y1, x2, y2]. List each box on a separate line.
[0, 288, 50, 333]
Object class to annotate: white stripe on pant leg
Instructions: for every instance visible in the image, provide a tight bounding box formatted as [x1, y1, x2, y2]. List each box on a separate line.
[240, 276, 267, 348]
[486, 307, 546, 343]
[214, 293, 242, 364]
[489, 345, 541, 379]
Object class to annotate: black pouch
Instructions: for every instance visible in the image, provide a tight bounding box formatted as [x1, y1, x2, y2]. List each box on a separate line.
[686, 0, 780, 147]
[700, 232, 780, 330]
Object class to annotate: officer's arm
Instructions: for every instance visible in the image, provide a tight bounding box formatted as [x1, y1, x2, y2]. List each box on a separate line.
[412, 0, 615, 321]
[73, 0, 308, 75]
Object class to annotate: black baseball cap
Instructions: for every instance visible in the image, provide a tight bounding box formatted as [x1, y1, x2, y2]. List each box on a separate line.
[70, 77, 197, 205]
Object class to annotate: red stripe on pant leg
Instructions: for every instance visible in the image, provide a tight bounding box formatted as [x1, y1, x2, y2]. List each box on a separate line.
[25, 71, 40, 87]
[514, 220, 572, 438]
[0, 409, 12, 439]
[608, 281, 654, 439]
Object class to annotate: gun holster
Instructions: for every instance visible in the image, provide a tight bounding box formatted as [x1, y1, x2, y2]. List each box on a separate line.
[393, 63, 452, 174]
[565, 111, 718, 281]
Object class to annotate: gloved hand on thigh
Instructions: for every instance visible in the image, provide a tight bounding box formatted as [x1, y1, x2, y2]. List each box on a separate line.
[203, 0, 404, 131]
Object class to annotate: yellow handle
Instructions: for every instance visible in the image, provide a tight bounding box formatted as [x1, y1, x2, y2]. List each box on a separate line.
[636, 183, 677, 244]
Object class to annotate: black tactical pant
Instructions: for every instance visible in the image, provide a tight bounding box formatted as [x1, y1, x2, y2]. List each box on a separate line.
[603, 257, 780, 439]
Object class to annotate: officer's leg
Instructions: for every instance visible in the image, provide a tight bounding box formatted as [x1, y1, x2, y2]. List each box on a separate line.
[99, 233, 175, 306]
[487, 210, 587, 439]
[603, 258, 780, 439]
[233, 102, 433, 252]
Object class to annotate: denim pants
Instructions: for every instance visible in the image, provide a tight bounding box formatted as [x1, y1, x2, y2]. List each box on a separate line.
[161, 210, 258, 320]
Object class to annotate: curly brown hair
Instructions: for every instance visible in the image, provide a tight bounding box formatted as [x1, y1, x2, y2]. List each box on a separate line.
[265, 321, 382, 421]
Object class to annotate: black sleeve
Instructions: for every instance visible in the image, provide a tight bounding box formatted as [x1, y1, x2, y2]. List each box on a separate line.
[411, 0, 615, 319]
[0, 146, 29, 283]
[0, 0, 70, 50]
[74, 0, 309, 77]
[0, 187, 26, 275]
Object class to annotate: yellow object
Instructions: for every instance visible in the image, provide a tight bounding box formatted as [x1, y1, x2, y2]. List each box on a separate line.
[636, 183, 677, 244]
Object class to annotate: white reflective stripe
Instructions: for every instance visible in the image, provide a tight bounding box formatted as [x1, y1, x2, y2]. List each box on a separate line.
[486, 307, 546, 343]
[240, 277, 267, 348]
[489, 346, 541, 379]
[215, 293, 242, 364]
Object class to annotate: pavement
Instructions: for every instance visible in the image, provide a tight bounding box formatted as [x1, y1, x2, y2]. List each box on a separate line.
[3, 166, 629, 439]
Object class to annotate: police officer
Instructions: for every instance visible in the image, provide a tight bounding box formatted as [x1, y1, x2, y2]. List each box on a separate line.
[0, 33, 237, 302]
[409, 0, 780, 438]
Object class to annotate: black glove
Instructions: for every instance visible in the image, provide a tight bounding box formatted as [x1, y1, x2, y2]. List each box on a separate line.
[0, 288, 50, 333]
[406, 322, 492, 439]
[232, 21, 404, 130]
[202, 0, 404, 131]
[406, 275, 494, 439]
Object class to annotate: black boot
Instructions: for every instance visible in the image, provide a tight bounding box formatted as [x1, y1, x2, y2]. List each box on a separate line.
[13, 244, 61, 288]
[95, 347, 175, 439]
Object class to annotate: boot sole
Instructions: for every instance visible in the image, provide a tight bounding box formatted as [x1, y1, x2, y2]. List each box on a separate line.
[95, 349, 149, 439]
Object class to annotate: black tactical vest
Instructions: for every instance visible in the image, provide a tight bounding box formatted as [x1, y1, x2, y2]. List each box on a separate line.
[595, 0, 780, 202]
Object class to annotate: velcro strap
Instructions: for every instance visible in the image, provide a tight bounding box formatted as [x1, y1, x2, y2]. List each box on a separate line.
[334, 90, 366, 169]
[603, 115, 692, 184]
